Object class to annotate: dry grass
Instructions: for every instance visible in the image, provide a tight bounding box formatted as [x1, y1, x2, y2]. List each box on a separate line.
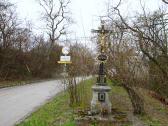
[139, 88, 168, 125]
[109, 84, 168, 126]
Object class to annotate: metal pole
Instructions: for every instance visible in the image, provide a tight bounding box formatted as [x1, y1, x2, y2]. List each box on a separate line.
[63, 52, 67, 91]
[63, 63, 67, 91]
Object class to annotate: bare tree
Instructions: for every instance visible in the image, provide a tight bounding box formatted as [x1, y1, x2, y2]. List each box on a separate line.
[0, 1, 67, 81]
[67, 42, 95, 106]
[105, 20, 146, 114]
[14, 27, 32, 51]
[113, 2, 168, 77]
[0, 0, 18, 49]
[108, 0, 168, 97]
[162, 0, 168, 4]
[38, 0, 71, 58]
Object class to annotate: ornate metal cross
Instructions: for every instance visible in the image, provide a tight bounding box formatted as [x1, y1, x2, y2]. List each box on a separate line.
[92, 21, 112, 85]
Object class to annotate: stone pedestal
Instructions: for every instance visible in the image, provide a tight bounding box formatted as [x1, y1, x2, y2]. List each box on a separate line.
[91, 85, 111, 114]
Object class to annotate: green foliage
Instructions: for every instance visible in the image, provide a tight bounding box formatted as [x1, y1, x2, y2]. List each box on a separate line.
[62, 121, 75, 126]
[76, 78, 95, 108]
[17, 92, 70, 126]
[108, 79, 121, 86]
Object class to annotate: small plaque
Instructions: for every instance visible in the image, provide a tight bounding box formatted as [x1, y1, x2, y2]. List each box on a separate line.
[60, 56, 71, 62]
[98, 92, 105, 102]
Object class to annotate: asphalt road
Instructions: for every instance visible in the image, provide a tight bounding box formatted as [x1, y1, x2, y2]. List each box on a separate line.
[0, 78, 84, 126]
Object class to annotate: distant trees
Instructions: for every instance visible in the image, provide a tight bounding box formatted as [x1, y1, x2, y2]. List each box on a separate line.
[0, 0, 64, 81]
[0, 0, 17, 49]
[0, 0, 94, 84]
[0, 0, 21, 80]
[69, 43, 95, 77]
[14, 27, 32, 51]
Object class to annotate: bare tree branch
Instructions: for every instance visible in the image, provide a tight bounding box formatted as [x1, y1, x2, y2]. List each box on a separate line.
[38, 0, 71, 59]
[162, 0, 168, 4]
[113, 6, 168, 78]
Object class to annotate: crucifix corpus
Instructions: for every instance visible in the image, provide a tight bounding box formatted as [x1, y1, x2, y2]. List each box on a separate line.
[91, 21, 112, 115]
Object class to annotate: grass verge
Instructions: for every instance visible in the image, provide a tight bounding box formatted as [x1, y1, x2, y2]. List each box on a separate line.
[16, 78, 95, 126]
[16, 78, 168, 126]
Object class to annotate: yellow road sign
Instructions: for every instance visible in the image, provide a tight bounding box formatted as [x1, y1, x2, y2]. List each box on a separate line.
[57, 61, 72, 64]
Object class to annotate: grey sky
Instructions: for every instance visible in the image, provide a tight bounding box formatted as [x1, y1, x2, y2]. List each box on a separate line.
[10, 0, 166, 45]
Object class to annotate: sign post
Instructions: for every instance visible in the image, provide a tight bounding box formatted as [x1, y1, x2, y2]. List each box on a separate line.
[58, 47, 72, 91]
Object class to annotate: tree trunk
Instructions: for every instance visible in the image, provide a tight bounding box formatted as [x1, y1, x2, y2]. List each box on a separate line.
[123, 84, 144, 115]
[73, 77, 79, 104]
[68, 77, 79, 106]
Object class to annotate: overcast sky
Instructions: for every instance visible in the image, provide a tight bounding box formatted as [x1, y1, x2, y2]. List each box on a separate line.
[10, 0, 166, 46]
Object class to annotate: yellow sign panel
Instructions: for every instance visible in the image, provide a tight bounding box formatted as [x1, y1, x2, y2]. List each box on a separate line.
[57, 61, 72, 64]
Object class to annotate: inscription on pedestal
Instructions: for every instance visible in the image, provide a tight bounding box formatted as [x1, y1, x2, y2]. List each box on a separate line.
[91, 86, 111, 114]
[98, 92, 105, 102]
